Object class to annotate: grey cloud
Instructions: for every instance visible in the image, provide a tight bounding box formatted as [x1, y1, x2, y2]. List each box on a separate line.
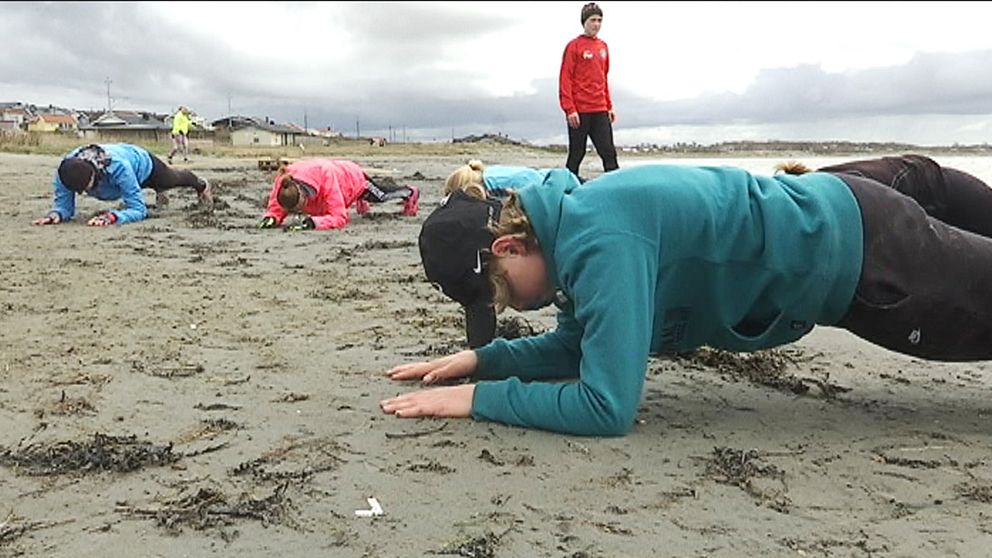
[0, 3, 264, 111]
[3, 3, 992, 145]
[618, 50, 992, 128]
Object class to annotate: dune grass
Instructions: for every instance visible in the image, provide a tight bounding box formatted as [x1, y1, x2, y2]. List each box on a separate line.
[0, 132, 564, 160]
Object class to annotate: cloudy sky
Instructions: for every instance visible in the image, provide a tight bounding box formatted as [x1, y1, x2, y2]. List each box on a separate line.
[3, 1, 992, 146]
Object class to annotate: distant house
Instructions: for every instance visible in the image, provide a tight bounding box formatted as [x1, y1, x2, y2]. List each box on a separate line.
[210, 116, 316, 147]
[27, 113, 78, 133]
[78, 111, 171, 142]
[313, 127, 343, 138]
[230, 121, 299, 147]
[0, 106, 31, 128]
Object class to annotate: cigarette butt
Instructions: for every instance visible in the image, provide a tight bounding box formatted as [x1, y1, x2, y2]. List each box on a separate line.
[355, 496, 384, 517]
[368, 497, 383, 515]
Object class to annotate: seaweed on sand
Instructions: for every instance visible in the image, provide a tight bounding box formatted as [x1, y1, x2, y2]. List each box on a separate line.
[0, 433, 179, 476]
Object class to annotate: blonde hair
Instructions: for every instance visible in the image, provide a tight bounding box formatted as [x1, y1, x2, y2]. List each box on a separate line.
[487, 192, 540, 312]
[774, 161, 813, 175]
[444, 160, 487, 200]
[275, 166, 305, 211]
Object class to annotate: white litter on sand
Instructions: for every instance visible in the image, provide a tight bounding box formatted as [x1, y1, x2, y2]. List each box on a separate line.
[354, 497, 384, 518]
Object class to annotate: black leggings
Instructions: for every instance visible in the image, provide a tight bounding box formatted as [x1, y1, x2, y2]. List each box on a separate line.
[143, 154, 205, 193]
[362, 175, 414, 203]
[565, 111, 618, 177]
[819, 154, 992, 238]
[834, 171, 992, 361]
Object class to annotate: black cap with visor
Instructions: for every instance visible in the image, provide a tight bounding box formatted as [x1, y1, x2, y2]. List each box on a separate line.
[418, 190, 503, 348]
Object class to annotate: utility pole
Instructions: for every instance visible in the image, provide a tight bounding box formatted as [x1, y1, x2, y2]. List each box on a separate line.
[104, 77, 112, 113]
[227, 93, 232, 116]
[356, 117, 360, 139]
[304, 108, 308, 132]
[388, 125, 393, 143]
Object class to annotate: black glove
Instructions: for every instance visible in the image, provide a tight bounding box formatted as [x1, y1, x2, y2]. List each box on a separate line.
[284, 217, 315, 231]
[258, 216, 278, 229]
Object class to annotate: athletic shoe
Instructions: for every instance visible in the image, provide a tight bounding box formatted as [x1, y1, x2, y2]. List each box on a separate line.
[401, 185, 419, 217]
[355, 198, 370, 215]
[197, 178, 214, 208]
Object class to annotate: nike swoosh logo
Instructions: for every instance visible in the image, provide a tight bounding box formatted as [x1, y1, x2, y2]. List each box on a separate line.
[472, 251, 483, 274]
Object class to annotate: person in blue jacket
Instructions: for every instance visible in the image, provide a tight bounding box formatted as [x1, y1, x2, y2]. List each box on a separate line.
[444, 159, 556, 200]
[382, 162, 992, 436]
[419, 160, 557, 349]
[31, 143, 213, 227]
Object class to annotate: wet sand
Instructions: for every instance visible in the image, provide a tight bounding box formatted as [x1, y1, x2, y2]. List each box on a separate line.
[2, 150, 991, 557]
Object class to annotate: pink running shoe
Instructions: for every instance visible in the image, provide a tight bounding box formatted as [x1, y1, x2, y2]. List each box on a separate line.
[355, 198, 371, 215]
[401, 185, 419, 217]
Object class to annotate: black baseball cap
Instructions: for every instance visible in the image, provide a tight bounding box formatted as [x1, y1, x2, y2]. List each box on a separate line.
[419, 190, 502, 348]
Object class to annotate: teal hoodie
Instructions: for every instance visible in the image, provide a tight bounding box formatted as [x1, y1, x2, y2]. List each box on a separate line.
[472, 164, 864, 436]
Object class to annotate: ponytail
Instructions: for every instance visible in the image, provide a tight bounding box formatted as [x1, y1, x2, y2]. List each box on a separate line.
[774, 161, 813, 175]
[444, 160, 487, 198]
[276, 173, 302, 211]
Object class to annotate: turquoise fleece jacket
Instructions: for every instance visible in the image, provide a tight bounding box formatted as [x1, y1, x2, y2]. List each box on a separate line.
[483, 166, 555, 198]
[472, 164, 864, 436]
[51, 144, 154, 224]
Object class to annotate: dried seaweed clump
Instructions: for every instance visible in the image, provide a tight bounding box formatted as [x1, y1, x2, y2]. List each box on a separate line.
[496, 316, 540, 340]
[707, 447, 782, 486]
[119, 482, 293, 537]
[673, 347, 849, 397]
[433, 531, 503, 558]
[0, 433, 179, 476]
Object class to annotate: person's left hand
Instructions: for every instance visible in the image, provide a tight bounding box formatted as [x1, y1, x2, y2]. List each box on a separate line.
[87, 212, 116, 227]
[380, 384, 475, 419]
[608, 110, 616, 124]
[566, 111, 581, 129]
[387, 349, 478, 384]
[284, 216, 315, 231]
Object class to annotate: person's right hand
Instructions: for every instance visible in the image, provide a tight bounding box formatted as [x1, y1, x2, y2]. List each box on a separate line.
[386, 349, 478, 384]
[32, 213, 60, 226]
[566, 112, 580, 129]
[258, 216, 278, 229]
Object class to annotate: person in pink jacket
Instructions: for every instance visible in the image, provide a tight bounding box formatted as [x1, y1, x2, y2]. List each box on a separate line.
[257, 158, 419, 230]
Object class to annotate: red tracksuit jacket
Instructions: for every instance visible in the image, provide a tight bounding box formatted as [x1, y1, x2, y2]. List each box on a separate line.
[559, 34, 612, 115]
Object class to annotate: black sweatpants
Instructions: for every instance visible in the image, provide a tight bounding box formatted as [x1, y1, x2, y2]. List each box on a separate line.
[362, 175, 413, 203]
[565, 111, 618, 177]
[820, 154, 992, 238]
[144, 154, 205, 193]
[834, 172, 992, 361]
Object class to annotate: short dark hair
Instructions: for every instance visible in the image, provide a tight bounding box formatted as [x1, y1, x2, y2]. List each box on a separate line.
[58, 157, 96, 193]
[581, 2, 603, 24]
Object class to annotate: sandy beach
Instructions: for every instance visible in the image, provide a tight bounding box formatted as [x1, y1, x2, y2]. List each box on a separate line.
[2, 149, 992, 557]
